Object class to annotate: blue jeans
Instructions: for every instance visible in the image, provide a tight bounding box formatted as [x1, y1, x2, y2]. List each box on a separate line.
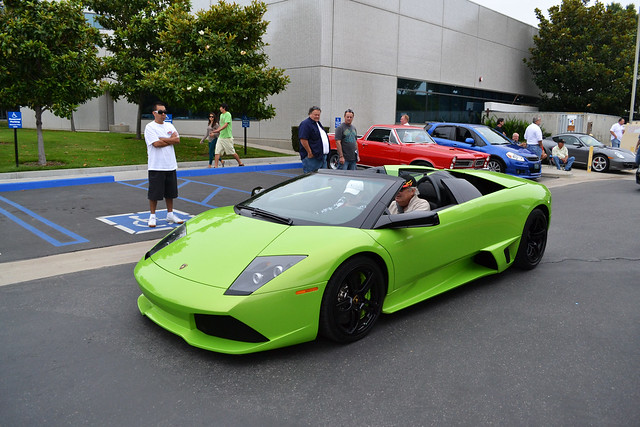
[611, 138, 620, 148]
[340, 160, 357, 170]
[208, 138, 218, 165]
[527, 144, 542, 159]
[552, 155, 575, 170]
[302, 154, 327, 173]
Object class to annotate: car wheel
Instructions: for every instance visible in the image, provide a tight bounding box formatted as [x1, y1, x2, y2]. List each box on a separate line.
[411, 160, 434, 168]
[514, 208, 548, 270]
[327, 150, 340, 170]
[592, 154, 609, 172]
[486, 157, 505, 173]
[319, 256, 385, 343]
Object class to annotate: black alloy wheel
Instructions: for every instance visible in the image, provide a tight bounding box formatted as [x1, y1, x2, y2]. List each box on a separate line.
[319, 256, 385, 343]
[514, 208, 548, 270]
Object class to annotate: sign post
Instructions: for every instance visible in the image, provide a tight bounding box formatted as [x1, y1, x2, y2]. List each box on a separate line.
[8, 111, 23, 167]
[242, 114, 250, 155]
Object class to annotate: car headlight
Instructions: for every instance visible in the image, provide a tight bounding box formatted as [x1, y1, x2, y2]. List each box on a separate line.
[145, 224, 187, 259]
[225, 255, 307, 296]
[506, 151, 525, 162]
[614, 152, 624, 159]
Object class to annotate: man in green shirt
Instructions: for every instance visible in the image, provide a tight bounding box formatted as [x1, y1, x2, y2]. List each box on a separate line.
[214, 103, 244, 168]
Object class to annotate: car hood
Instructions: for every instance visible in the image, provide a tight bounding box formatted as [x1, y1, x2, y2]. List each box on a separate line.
[604, 147, 636, 158]
[503, 144, 537, 157]
[413, 143, 486, 159]
[149, 207, 290, 289]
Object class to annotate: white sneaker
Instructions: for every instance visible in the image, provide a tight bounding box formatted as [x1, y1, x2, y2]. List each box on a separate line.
[167, 212, 184, 224]
[148, 216, 156, 228]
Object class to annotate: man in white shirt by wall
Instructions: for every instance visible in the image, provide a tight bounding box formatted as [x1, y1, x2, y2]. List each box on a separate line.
[609, 117, 625, 148]
[144, 103, 184, 228]
[524, 116, 547, 160]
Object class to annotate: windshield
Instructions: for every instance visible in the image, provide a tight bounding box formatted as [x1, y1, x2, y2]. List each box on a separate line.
[396, 129, 436, 144]
[474, 126, 513, 145]
[577, 134, 605, 147]
[239, 173, 392, 226]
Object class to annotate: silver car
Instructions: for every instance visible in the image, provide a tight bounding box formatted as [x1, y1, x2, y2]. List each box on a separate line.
[543, 133, 638, 173]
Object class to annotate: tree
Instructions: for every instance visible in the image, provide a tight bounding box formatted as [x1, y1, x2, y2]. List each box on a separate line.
[0, 0, 104, 165]
[85, 0, 191, 139]
[140, 0, 289, 119]
[524, 0, 638, 116]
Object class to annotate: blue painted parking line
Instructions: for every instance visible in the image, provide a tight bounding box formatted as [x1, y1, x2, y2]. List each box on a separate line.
[96, 209, 192, 234]
[0, 175, 114, 192]
[118, 178, 251, 210]
[0, 195, 89, 247]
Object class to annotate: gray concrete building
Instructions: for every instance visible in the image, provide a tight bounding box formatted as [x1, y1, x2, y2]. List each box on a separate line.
[22, 0, 540, 147]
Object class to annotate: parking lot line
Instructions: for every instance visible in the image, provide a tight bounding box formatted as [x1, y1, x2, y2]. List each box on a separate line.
[0, 195, 88, 247]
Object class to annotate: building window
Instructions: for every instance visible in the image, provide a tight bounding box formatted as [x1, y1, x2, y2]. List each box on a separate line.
[397, 78, 538, 124]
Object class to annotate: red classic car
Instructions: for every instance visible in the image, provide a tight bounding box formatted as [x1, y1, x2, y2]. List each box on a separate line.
[328, 125, 488, 170]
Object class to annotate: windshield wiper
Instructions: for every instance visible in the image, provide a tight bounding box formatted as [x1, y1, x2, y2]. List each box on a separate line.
[236, 205, 293, 225]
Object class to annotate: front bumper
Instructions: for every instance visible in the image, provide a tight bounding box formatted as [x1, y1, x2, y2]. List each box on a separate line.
[134, 259, 325, 354]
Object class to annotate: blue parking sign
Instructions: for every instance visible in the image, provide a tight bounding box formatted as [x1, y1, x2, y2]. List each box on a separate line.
[335, 117, 341, 129]
[8, 111, 22, 129]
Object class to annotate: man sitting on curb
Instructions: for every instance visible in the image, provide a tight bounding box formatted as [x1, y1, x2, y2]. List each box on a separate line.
[551, 138, 575, 171]
[388, 174, 431, 214]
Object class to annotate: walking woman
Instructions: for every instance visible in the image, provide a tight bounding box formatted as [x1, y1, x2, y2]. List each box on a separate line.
[200, 112, 222, 167]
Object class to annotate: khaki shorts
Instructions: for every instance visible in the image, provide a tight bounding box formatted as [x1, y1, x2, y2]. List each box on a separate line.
[215, 137, 236, 155]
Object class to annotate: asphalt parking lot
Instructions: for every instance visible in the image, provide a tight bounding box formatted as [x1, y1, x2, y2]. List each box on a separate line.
[0, 162, 302, 263]
[1, 163, 639, 425]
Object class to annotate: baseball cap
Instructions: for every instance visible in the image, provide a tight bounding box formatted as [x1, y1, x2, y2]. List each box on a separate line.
[344, 180, 364, 195]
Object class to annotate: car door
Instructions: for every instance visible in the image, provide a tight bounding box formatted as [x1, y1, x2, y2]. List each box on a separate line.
[358, 128, 400, 166]
[561, 135, 587, 165]
[430, 125, 457, 147]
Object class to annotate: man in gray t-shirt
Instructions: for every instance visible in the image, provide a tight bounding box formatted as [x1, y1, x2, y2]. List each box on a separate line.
[335, 109, 358, 170]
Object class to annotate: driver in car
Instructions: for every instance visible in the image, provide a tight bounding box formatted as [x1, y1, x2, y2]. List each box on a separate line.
[317, 180, 368, 214]
[388, 175, 431, 214]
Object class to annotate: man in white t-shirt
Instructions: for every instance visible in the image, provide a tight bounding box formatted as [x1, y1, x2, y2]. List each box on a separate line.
[143, 103, 184, 228]
[523, 116, 546, 160]
[609, 117, 625, 148]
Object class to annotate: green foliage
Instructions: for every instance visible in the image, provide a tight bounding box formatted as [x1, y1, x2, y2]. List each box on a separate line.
[483, 116, 550, 139]
[524, 0, 638, 116]
[0, 127, 288, 173]
[85, 0, 192, 138]
[140, 0, 290, 119]
[0, 0, 104, 164]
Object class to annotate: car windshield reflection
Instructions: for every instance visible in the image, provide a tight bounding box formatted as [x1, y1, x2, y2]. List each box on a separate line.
[475, 127, 511, 145]
[396, 129, 435, 144]
[577, 135, 605, 147]
[239, 174, 390, 225]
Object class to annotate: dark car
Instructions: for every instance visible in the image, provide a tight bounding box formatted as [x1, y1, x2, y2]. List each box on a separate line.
[543, 133, 637, 173]
[425, 122, 542, 179]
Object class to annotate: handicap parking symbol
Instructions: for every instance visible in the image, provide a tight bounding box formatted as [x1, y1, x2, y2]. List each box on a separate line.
[96, 209, 193, 234]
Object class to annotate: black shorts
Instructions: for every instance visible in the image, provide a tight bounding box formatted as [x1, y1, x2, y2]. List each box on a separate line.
[148, 170, 179, 200]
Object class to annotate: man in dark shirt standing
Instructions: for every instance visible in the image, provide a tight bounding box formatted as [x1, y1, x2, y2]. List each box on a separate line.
[335, 109, 358, 170]
[494, 117, 506, 136]
[299, 106, 330, 173]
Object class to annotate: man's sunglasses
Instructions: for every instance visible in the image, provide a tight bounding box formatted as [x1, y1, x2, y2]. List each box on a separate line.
[154, 110, 167, 115]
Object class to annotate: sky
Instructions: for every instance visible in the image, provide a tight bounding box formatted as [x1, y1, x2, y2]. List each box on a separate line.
[469, 0, 578, 27]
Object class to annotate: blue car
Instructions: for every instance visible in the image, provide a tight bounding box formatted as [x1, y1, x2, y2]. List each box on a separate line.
[425, 123, 542, 179]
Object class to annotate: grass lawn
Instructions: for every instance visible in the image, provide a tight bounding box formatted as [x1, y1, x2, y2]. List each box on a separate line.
[0, 124, 289, 173]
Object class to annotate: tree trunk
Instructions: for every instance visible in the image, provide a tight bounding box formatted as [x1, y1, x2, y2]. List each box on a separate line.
[136, 96, 143, 139]
[36, 107, 46, 166]
[71, 112, 76, 132]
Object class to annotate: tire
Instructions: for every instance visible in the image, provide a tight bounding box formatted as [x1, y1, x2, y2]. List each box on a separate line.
[327, 150, 340, 170]
[591, 154, 609, 173]
[319, 256, 385, 343]
[411, 160, 434, 168]
[486, 157, 505, 173]
[514, 208, 548, 270]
